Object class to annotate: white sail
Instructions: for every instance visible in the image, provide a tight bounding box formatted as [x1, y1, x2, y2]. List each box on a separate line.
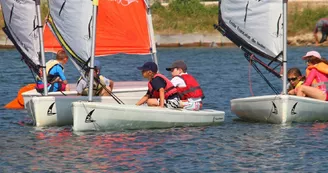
[47, 0, 93, 66]
[0, 0, 40, 67]
[219, 0, 283, 61]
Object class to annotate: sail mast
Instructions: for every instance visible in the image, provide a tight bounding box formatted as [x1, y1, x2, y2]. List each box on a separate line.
[144, 0, 159, 68]
[282, 0, 288, 94]
[35, 0, 48, 95]
[88, 0, 98, 102]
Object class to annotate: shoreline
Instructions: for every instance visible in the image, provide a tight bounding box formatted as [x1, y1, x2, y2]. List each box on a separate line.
[0, 33, 325, 49]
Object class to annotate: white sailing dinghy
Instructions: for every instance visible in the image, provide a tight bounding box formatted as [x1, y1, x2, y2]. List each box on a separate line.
[0, 0, 51, 104]
[25, 0, 149, 127]
[216, 0, 328, 123]
[72, 0, 225, 132]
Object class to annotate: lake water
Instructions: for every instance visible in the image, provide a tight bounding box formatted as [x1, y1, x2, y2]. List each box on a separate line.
[1, 47, 328, 172]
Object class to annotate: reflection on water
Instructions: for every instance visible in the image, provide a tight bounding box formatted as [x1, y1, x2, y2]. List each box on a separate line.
[1, 47, 328, 172]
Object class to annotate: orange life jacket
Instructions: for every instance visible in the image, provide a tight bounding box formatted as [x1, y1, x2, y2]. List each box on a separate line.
[306, 62, 328, 88]
[148, 73, 177, 99]
[176, 74, 204, 100]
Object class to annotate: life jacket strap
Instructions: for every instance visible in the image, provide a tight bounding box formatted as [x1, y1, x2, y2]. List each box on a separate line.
[312, 82, 328, 88]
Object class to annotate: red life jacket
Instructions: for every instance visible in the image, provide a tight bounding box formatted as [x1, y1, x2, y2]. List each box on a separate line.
[148, 73, 178, 99]
[176, 74, 204, 100]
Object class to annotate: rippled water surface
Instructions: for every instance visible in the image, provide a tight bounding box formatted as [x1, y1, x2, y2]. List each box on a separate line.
[1, 47, 328, 172]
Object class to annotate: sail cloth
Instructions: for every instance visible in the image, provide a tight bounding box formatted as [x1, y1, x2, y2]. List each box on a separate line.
[0, 0, 41, 73]
[44, 0, 152, 65]
[219, 0, 283, 61]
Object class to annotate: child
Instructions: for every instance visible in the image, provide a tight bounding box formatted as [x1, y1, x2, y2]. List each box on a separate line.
[135, 61, 180, 108]
[36, 50, 70, 92]
[287, 67, 305, 95]
[166, 60, 204, 111]
[297, 51, 328, 101]
[76, 60, 114, 96]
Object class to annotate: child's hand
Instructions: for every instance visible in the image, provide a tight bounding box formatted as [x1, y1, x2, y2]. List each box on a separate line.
[288, 89, 296, 95]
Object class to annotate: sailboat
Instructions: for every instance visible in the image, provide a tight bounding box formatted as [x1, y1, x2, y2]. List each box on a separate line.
[71, 0, 225, 131]
[216, 0, 328, 123]
[24, 0, 149, 127]
[0, 0, 50, 106]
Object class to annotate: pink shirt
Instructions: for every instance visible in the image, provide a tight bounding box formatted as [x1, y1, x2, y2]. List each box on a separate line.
[304, 68, 328, 92]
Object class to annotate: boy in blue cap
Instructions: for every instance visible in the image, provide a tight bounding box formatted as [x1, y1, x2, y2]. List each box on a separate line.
[135, 61, 180, 108]
[76, 60, 114, 96]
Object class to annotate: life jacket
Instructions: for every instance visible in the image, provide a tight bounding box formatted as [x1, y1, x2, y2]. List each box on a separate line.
[306, 62, 328, 90]
[148, 73, 177, 99]
[176, 74, 204, 100]
[295, 81, 304, 89]
[35, 60, 65, 92]
[46, 59, 64, 83]
[77, 75, 106, 96]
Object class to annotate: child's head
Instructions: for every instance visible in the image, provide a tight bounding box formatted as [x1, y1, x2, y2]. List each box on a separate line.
[85, 60, 101, 76]
[137, 62, 158, 79]
[302, 51, 322, 66]
[56, 50, 68, 65]
[165, 60, 187, 77]
[287, 67, 303, 87]
[94, 60, 101, 74]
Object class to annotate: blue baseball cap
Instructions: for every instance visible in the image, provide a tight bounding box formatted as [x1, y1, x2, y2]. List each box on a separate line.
[94, 60, 101, 70]
[137, 61, 158, 73]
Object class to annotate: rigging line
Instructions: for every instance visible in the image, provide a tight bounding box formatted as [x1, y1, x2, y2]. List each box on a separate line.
[245, 54, 279, 94]
[268, 51, 283, 66]
[241, 47, 281, 78]
[248, 57, 254, 96]
[250, 58, 279, 94]
[59, 89, 67, 96]
[93, 77, 125, 105]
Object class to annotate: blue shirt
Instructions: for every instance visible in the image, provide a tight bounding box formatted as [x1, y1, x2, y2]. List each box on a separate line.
[48, 64, 66, 92]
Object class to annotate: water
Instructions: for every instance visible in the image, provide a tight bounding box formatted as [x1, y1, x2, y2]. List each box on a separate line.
[1, 47, 328, 172]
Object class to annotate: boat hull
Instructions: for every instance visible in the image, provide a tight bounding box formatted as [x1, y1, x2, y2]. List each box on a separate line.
[231, 95, 328, 124]
[25, 81, 148, 127]
[27, 95, 142, 127]
[72, 101, 225, 131]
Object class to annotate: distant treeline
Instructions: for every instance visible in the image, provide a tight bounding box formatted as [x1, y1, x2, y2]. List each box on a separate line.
[0, 0, 327, 36]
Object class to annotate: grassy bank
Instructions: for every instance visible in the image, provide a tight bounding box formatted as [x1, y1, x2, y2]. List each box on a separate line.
[0, 0, 327, 36]
[151, 0, 328, 35]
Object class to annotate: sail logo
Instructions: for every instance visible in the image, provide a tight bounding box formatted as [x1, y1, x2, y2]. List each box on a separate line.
[109, 0, 138, 6]
[47, 102, 57, 116]
[229, 20, 266, 50]
[85, 109, 96, 123]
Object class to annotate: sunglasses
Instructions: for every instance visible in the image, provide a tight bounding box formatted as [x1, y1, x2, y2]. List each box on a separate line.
[287, 77, 298, 82]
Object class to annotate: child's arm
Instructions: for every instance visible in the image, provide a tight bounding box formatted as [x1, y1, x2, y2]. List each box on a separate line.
[158, 88, 165, 108]
[136, 94, 149, 106]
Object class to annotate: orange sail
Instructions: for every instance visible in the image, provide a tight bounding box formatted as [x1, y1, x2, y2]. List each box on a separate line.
[96, 0, 151, 55]
[44, 0, 152, 57]
[44, 23, 62, 53]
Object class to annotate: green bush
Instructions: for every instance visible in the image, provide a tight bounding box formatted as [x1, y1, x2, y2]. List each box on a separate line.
[151, 0, 218, 33]
[288, 7, 328, 35]
[168, 0, 207, 17]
